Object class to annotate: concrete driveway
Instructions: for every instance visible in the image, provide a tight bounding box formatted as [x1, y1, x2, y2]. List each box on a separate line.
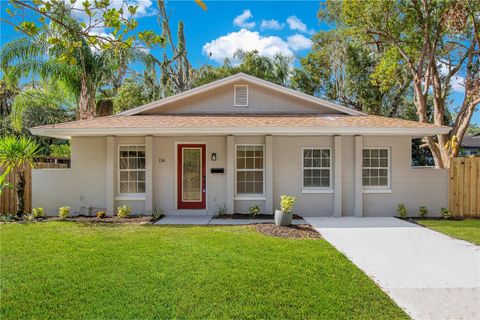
[304, 217, 480, 320]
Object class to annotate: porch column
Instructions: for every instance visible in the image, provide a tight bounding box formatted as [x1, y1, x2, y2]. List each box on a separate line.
[265, 135, 273, 214]
[334, 135, 342, 217]
[145, 136, 153, 214]
[106, 135, 116, 216]
[226, 135, 235, 214]
[354, 135, 363, 217]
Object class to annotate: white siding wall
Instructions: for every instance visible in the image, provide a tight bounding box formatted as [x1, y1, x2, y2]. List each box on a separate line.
[32, 135, 448, 217]
[32, 137, 107, 215]
[143, 81, 343, 115]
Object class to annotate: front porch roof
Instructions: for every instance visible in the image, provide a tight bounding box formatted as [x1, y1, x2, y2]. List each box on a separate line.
[30, 113, 451, 139]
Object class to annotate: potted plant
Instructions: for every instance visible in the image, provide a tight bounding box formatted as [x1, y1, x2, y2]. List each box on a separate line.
[275, 195, 296, 226]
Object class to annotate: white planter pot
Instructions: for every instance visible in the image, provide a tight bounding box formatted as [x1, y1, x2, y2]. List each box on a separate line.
[274, 209, 293, 226]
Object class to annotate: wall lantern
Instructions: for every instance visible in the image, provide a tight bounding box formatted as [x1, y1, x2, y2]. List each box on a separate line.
[211, 153, 217, 161]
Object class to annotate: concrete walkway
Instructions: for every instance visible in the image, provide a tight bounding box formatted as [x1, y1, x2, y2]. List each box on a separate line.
[304, 217, 480, 320]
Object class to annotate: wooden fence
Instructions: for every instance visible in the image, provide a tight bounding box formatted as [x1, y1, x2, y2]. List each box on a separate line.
[449, 157, 480, 218]
[0, 163, 67, 214]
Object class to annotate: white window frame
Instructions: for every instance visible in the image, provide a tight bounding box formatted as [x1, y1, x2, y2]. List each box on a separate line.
[117, 144, 146, 197]
[362, 147, 391, 191]
[234, 144, 265, 198]
[234, 84, 249, 107]
[301, 147, 333, 192]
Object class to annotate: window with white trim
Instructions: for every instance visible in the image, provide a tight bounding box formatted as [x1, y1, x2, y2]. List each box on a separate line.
[119, 145, 146, 193]
[362, 148, 389, 188]
[236, 145, 264, 195]
[303, 148, 331, 189]
[234, 85, 248, 106]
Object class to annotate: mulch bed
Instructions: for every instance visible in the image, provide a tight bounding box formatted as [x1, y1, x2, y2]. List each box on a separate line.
[214, 214, 303, 220]
[45, 215, 157, 224]
[253, 224, 321, 239]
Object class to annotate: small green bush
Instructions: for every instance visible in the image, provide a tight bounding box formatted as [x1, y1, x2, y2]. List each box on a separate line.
[96, 210, 107, 218]
[419, 206, 429, 218]
[117, 205, 131, 218]
[32, 207, 45, 218]
[216, 205, 228, 217]
[440, 207, 451, 219]
[249, 205, 261, 218]
[397, 204, 407, 218]
[58, 206, 70, 218]
[0, 214, 15, 223]
[23, 213, 35, 222]
[280, 195, 296, 214]
[152, 208, 164, 220]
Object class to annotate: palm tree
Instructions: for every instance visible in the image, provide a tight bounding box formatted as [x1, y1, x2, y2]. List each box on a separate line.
[0, 136, 42, 217]
[1, 11, 154, 121]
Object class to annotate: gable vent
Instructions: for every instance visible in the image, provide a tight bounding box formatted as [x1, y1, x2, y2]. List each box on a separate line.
[234, 85, 249, 107]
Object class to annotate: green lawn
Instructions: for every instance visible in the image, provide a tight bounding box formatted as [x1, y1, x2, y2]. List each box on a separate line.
[418, 219, 480, 245]
[0, 222, 406, 319]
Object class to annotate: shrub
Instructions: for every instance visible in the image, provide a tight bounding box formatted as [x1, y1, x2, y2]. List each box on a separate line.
[58, 206, 70, 218]
[441, 207, 451, 219]
[249, 205, 261, 218]
[397, 204, 407, 218]
[117, 205, 131, 218]
[216, 205, 228, 217]
[419, 206, 429, 218]
[96, 210, 107, 218]
[32, 207, 45, 218]
[152, 208, 164, 220]
[23, 213, 35, 221]
[280, 195, 296, 214]
[0, 214, 15, 223]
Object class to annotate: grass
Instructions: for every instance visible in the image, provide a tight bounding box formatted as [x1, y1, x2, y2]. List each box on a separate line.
[417, 219, 480, 245]
[0, 222, 407, 319]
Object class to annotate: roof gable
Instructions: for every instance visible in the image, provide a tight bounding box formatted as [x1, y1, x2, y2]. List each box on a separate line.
[119, 73, 364, 116]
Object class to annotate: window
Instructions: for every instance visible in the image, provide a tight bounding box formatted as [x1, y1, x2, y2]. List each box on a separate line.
[362, 148, 389, 189]
[236, 145, 264, 195]
[303, 148, 331, 189]
[234, 85, 248, 106]
[119, 145, 146, 194]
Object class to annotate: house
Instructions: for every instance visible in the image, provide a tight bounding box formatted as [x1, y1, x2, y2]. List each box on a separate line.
[30, 73, 450, 217]
[460, 134, 480, 156]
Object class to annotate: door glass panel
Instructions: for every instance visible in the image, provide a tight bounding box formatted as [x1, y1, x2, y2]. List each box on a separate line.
[183, 148, 201, 201]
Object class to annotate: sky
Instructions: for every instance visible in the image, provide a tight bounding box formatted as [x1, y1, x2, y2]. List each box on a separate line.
[0, 0, 478, 124]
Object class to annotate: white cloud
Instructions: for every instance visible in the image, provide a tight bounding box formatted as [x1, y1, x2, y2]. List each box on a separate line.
[260, 19, 284, 30]
[203, 29, 293, 64]
[286, 16, 314, 34]
[233, 9, 256, 29]
[287, 34, 312, 51]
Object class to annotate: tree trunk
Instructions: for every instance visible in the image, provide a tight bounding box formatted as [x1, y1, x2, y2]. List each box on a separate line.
[77, 76, 96, 120]
[16, 169, 25, 218]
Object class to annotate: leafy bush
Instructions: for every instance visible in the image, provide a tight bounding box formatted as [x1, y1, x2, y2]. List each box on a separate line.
[117, 205, 131, 218]
[152, 208, 164, 220]
[0, 214, 15, 223]
[96, 210, 107, 218]
[49, 144, 70, 158]
[58, 206, 70, 218]
[216, 205, 228, 217]
[397, 204, 407, 218]
[32, 207, 45, 218]
[23, 213, 35, 221]
[441, 207, 451, 219]
[249, 205, 261, 218]
[280, 195, 296, 214]
[419, 206, 429, 218]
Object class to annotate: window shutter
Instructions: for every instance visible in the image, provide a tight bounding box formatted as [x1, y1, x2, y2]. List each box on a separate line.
[234, 85, 249, 106]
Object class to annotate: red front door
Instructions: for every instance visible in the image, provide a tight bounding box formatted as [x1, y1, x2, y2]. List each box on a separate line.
[177, 144, 206, 209]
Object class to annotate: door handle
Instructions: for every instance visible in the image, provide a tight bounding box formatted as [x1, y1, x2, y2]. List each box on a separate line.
[203, 175, 206, 193]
